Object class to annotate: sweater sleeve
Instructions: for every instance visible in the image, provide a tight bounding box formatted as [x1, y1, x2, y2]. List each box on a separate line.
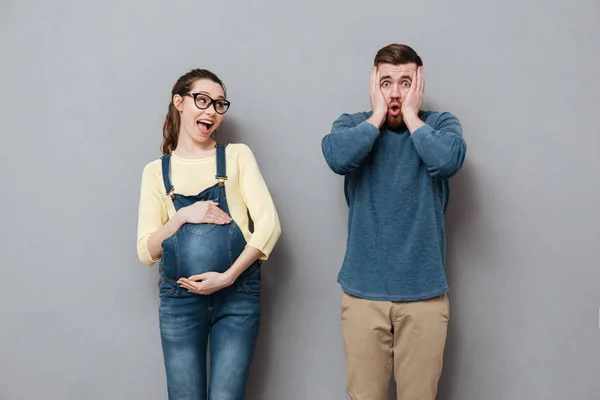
[237, 144, 281, 260]
[136, 162, 169, 266]
[410, 112, 467, 178]
[321, 113, 380, 175]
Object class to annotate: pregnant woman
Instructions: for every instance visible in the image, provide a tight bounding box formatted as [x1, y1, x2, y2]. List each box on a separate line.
[136, 68, 281, 400]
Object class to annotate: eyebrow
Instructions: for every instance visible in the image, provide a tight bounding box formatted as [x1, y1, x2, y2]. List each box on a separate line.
[197, 90, 225, 100]
[380, 74, 413, 81]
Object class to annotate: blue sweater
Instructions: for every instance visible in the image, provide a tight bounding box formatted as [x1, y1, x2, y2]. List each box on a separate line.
[322, 110, 466, 301]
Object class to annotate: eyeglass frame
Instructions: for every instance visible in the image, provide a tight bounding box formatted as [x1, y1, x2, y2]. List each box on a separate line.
[180, 92, 231, 114]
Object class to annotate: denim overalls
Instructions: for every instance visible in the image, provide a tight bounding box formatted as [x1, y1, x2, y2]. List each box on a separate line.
[158, 144, 261, 400]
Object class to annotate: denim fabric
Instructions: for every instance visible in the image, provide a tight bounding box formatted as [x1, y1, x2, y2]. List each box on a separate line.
[157, 144, 261, 399]
[158, 264, 261, 400]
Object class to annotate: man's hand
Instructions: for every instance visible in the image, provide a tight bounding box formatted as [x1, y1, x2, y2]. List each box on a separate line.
[402, 66, 427, 133]
[367, 66, 387, 129]
[401, 66, 425, 118]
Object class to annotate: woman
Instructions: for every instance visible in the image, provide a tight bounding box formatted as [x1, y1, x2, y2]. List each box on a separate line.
[136, 69, 281, 399]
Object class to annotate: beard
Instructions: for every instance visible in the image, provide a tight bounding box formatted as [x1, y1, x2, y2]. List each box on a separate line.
[384, 99, 404, 130]
[385, 112, 404, 130]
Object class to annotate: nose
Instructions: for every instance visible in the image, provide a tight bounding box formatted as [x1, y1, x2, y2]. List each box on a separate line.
[390, 84, 401, 99]
[203, 104, 216, 116]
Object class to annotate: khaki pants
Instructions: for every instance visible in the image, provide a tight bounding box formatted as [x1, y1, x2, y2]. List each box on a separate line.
[341, 292, 450, 400]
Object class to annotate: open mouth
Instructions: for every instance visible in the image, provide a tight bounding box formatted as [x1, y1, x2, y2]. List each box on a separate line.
[196, 119, 214, 135]
[390, 104, 401, 117]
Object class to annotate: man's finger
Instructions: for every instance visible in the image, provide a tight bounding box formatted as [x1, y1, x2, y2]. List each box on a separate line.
[371, 66, 377, 94]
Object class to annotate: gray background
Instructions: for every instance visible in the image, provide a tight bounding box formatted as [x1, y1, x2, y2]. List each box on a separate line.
[1, 0, 599, 399]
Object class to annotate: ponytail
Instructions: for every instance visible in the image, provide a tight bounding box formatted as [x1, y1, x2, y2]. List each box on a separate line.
[161, 101, 180, 155]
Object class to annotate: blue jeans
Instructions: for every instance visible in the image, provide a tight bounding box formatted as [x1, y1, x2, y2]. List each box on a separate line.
[158, 263, 261, 400]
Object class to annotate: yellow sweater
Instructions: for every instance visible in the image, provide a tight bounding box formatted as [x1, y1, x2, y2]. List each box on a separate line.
[136, 143, 281, 266]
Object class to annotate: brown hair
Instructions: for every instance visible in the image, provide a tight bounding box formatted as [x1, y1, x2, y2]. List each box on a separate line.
[161, 69, 226, 155]
[374, 44, 423, 67]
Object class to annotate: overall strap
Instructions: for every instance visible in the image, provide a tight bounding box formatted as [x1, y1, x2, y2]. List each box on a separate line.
[161, 154, 175, 199]
[215, 144, 227, 186]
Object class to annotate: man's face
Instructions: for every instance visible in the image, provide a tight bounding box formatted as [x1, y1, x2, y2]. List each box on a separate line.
[377, 62, 418, 130]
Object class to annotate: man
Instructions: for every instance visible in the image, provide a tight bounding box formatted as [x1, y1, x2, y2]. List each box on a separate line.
[321, 44, 466, 400]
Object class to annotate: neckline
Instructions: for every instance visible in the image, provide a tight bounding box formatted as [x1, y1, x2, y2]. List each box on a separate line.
[171, 151, 216, 162]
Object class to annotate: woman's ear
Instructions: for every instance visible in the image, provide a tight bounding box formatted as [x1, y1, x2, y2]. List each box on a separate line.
[173, 94, 184, 112]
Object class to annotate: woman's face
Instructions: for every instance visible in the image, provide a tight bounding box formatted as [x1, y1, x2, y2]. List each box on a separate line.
[174, 79, 228, 144]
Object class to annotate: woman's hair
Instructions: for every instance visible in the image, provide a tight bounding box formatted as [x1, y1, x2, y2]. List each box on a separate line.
[161, 69, 226, 155]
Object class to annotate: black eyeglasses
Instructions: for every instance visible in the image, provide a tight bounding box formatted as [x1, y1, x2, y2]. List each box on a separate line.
[181, 93, 231, 114]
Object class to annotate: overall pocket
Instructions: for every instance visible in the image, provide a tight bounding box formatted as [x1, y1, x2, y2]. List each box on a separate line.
[160, 234, 180, 280]
[184, 222, 218, 236]
[240, 262, 261, 295]
[157, 270, 179, 299]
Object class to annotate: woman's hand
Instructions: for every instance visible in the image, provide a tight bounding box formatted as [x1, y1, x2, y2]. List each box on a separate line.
[178, 272, 233, 295]
[178, 201, 232, 225]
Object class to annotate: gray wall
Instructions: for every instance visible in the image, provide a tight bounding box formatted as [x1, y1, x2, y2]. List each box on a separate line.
[1, 0, 599, 399]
